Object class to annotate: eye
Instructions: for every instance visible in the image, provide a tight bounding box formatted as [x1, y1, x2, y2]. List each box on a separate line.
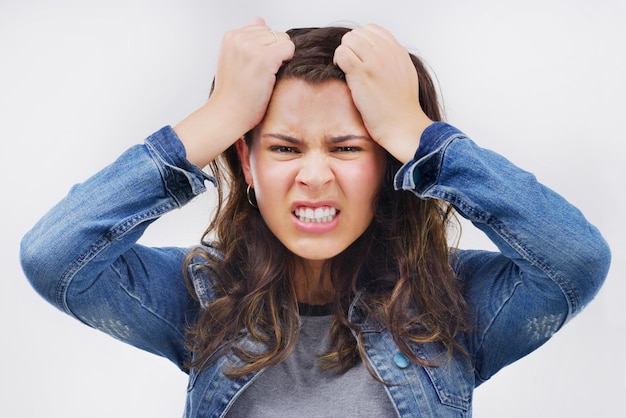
[270, 145, 299, 154]
[332, 146, 362, 153]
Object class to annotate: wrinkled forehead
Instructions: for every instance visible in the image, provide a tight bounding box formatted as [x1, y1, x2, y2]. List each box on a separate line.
[249, 78, 366, 145]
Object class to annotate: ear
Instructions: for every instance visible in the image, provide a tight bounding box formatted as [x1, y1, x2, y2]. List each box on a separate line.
[235, 137, 254, 185]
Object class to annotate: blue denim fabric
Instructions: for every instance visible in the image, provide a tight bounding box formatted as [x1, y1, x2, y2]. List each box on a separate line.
[21, 123, 610, 417]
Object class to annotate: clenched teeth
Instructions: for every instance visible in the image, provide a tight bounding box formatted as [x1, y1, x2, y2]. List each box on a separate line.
[294, 206, 337, 223]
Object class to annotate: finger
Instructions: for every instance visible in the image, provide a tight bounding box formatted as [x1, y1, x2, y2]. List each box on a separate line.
[333, 43, 362, 72]
[259, 30, 291, 51]
[249, 16, 266, 26]
[242, 23, 290, 46]
[348, 24, 400, 56]
[229, 24, 286, 47]
[268, 36, 295, 67]
[273, 31, 291, 44]
[360, 23, 397, 44]
[265, 30, 279, 45]
[336, 29, 378, 66]
[344, 27, 377, 49]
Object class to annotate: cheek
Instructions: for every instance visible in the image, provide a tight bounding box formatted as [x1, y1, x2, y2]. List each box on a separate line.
[251, 160, 294, 202]
[366, 161, 387, 212]
[348, 158, 386, 197]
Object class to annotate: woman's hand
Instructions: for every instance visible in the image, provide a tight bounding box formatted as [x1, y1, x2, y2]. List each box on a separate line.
[175, 18, 294, 167]
[211, 17, 294, 134]
[333, 24, 433, 163]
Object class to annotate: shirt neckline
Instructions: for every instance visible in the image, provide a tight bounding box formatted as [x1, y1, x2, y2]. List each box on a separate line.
[297, 302, 333, 316]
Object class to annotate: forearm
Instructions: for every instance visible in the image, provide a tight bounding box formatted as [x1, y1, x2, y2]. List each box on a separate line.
[20, 126, 213, 314]
[395, 122, 611, 381]
[174, 99, 250, 168]
[396, 122, 611, 317]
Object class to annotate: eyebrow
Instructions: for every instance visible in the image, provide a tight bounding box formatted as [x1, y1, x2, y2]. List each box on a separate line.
[262, 133, 371, 144]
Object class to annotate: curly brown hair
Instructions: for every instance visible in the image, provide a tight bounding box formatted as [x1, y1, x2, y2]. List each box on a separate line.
[183, 26, 468, 379]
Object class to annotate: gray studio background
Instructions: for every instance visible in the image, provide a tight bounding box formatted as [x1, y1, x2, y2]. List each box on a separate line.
[1, 0, 624, 417]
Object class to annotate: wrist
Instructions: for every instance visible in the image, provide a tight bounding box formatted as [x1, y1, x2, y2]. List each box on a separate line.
[174, 100, 247, 168]
[382, 117, 433, 164]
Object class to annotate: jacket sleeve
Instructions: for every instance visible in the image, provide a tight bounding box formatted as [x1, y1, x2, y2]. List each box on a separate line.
[20, 126, 214, 371]
[394, 122, 611, 385]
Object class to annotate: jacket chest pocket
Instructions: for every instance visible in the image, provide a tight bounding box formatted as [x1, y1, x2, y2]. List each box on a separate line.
[363, 332, 474, 417]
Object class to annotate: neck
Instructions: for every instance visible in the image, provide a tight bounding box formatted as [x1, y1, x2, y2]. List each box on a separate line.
[293, 259, 335, 305]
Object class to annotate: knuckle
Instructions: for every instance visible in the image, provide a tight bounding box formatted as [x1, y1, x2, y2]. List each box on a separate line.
[222, 29, 239, 42]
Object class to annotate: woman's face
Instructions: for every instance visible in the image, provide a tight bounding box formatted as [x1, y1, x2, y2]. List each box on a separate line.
[239, 79, 387, 262]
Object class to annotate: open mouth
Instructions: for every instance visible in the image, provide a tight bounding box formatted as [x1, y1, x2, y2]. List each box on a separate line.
[293, 206, 338, 223]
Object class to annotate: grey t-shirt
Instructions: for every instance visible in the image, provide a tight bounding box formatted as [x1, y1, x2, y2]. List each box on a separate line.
[226, 304, 396, 417]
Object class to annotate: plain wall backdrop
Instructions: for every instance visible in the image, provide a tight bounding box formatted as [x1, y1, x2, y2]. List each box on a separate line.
[2, 0, 624, 417]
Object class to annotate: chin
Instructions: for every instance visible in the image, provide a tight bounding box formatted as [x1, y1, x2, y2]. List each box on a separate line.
[290, 246, 344, 262]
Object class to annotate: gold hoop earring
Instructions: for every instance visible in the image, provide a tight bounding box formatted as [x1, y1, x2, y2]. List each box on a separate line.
[246, 184, 257, 208]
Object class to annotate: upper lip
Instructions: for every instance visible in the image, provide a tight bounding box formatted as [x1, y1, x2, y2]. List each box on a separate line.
[290, 200, 339, 212]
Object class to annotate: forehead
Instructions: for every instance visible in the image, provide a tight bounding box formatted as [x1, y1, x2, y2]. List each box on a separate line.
[259, 79, 367, 136]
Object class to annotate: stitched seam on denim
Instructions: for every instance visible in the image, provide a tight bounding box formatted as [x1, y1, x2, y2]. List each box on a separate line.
[146, 131, 214, 199]
[353, 332, 402, 418]
[421, 367, 471, 411]
[473, 279, 523, 383]
[430, 189, 579, 317]
[419, 135, 458, 193]
[219, 368, 267, 417]
[188, 247, 224, 308]
[146, 127, 180, 166]
[54, 200, 177, 316]
[416, 123, 464, 159]
[394, 134, 460, 192]
[146, 138, 188, 207]
[411, 343, 471, 411]
[115, 277, 187, 341]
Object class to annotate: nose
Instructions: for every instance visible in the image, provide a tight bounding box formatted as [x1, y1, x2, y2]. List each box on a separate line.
[295, 151, 334, 191]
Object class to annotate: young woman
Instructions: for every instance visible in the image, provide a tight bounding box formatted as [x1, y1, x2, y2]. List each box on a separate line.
[20, 18, 610, 417]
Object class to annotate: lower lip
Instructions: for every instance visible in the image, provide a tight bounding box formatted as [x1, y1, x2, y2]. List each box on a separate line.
[292, 212, 340, 233]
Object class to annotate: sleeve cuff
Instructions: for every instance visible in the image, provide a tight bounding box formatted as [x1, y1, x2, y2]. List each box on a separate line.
[393, 122, 465, 194]
[145, 126, 217, 205]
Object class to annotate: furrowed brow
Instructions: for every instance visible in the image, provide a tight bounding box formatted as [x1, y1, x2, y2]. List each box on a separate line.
[262, 133, 371, 144]
[262, 133, 302, 144]
[328, 135, 371, 144]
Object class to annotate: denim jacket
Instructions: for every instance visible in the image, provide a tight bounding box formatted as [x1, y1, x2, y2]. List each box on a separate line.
[20, 123, 610, 417]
